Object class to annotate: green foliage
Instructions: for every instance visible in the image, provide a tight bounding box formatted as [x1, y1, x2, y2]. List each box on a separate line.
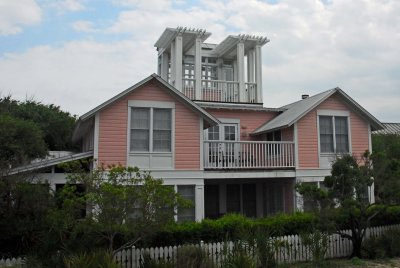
[0, 95, 77, 151]
[176, 245, 214, 268]
[220, 240, 256, 268]
[149, 212, 317, 247]
[140, 255, 174, 268]
[324, 153, 373, 204]
[0, 95, 77, 173]
[63, 249, 119, 268]
[300, 230, 329, 267]
[372, 134, 400, 204]
[0, 178, 54, 257]
[0, 114, 47, 172]
[363, 228, 400, 259]
[59, 163, 187, 251]
[350, 257, 364, 265]
[297, 153, 378, 258]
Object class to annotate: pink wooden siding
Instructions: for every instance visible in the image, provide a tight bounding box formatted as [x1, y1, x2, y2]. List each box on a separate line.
[98, 81, 200, 169]
[297, 94, 370, 168]
[281, 126, 294, 141]
[205, 109, 278, 141]
[297, 111, 319, 168]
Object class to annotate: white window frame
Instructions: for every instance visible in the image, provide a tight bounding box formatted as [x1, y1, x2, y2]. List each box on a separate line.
[177, 185, 196, 222]
[127, 100, 175, 156]
[317, 110, 352, 156]
[204, 118, 240, 141]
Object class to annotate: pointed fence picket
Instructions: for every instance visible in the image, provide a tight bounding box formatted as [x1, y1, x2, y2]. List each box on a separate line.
[0, 257, 24, 267]
[113, 224, 400, 268]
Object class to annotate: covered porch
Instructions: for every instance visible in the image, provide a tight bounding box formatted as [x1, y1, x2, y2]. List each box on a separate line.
[203, 178, 295, 219]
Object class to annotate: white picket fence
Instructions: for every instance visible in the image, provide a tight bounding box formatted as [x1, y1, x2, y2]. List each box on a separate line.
[0, 257, 24, 267]
[114, 224, 400, 268]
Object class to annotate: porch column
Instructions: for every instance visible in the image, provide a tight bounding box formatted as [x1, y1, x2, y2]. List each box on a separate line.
[170, 40, 176, 86]
[174, 34, 183, 91]
[219, 184, 227, 215]
[195, 36, 202, 100]
[195, 184, 205, 221]
[237, 41, 245, 102]
[255, 44, 263, 103]
[160, 52, 169, 81]
[256, 182, 263, 217]
[247, 49, 255, 83]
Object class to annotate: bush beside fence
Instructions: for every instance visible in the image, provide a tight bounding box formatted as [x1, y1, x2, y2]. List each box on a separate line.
[114, 224, 400, 268]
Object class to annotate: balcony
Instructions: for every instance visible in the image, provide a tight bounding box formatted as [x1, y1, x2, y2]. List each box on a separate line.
[204, 141, 295, 169]
[182, 78, 258, 103]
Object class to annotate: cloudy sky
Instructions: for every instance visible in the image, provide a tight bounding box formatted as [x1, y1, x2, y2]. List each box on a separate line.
[0, 0, 399, 122]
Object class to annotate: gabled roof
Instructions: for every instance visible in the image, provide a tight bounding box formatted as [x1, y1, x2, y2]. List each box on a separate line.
[8, 151, 93, 175]
[73, 74, 219, 141]
[373, 123, 400, 135]
[252, 87, 383, 135]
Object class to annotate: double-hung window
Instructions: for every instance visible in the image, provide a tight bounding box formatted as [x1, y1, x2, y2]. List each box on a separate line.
[319, 115, 349, 154]
[130, 107, 172, 153]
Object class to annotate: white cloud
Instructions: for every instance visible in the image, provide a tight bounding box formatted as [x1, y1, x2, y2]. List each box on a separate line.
[0, 40, 155, 116]
[49, 0, 85, 12]
[0, 0, 399, 122]
[72, 20, 97, 32]
[0, 0, 42, 36]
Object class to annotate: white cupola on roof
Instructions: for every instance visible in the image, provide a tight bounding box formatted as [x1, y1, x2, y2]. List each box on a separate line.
[155, 26, 269, 105]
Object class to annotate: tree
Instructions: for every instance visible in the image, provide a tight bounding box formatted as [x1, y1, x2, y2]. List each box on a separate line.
[0, 95, 77, 152]
[60, 162, 188, 251]
[372, 134, 400, 204]
[297, 152, 378, 258]
[0, 95, 77, 175]
[0, 114, 47, 174]
[0, 176, 54, 257]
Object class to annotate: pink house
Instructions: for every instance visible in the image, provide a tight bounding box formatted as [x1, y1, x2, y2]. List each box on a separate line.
[21, 27, 384, 222]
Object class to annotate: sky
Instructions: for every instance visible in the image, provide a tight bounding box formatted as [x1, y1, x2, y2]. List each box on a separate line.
[0, 0, 399, 122]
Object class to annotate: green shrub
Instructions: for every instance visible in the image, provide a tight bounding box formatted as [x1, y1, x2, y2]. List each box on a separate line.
[369, 205, 400, 226]
[148, 213, 317, 247]
[300, 230, 329, 267]
[220, 240, 256, 268]
[363, 228, 400, 259]
[64, 249, 118, 268]
[176, 245, 214, 268]
[140, 254, 174, 268]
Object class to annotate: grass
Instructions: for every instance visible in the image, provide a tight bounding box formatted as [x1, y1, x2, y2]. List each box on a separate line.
[281, 257, 400, 268]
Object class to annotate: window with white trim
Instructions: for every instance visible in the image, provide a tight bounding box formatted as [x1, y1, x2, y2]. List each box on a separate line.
[319, 116, 349, 154]
[130, 107, 172, 152]
[177, 185, 195, 222]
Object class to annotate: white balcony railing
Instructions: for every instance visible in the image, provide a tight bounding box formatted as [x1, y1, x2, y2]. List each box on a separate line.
[201, 80, 239, 102]
[182, 78, 196, 99]
[181, 79, 259, 103]
[204, 141, 295, 169]
[245, 82, 257, 103]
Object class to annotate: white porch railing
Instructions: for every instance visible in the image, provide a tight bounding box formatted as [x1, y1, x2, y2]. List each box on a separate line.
[203, 141, 295, 169]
